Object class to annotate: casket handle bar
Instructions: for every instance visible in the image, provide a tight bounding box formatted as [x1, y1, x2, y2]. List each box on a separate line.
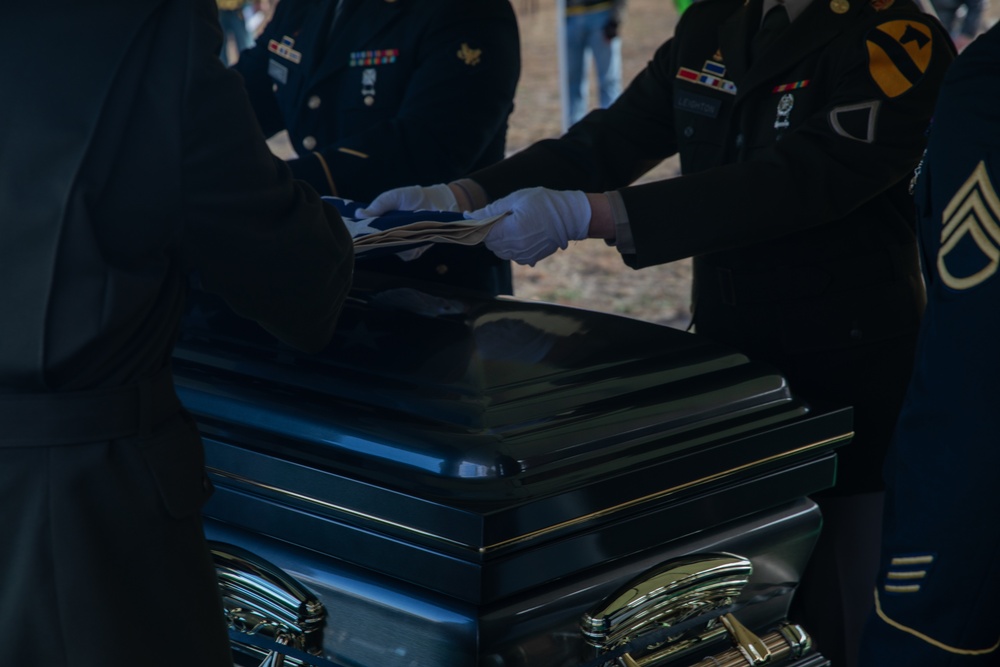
[209, 541, 326, 664]
[581, 553, 813, 666]
[685, 617, 812, 667]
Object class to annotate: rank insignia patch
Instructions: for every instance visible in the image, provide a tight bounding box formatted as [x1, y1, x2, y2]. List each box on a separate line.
[457, 43, 482, 66]
[883, 554, 934, 594]
[938, 161, 1000, 290]
[866, 20, 934, 97]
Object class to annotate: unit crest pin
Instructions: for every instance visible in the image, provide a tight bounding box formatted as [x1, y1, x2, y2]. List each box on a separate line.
[362, 67, 377, 106]
[774, 93, 794, 129]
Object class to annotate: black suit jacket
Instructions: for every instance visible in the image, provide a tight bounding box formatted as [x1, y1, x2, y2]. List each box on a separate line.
[0, 0, 354, 393]
[234, 0, 521, 294]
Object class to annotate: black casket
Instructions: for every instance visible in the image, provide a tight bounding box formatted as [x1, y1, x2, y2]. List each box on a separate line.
[173, 271, 851, 667]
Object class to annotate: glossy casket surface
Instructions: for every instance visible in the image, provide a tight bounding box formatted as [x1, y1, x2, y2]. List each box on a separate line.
[175, 272, 849, 666]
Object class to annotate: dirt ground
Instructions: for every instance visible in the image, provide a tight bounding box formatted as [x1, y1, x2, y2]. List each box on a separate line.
[505, 0, 691, 328]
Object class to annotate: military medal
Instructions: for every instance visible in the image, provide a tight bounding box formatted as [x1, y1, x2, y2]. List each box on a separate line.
[362, 67, 377, 106]
[774, 93, 794, 129]
[830, 0, 850, 13]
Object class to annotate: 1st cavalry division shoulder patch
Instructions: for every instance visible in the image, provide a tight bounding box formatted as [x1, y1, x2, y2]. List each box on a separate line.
[865, 20, 933, 97]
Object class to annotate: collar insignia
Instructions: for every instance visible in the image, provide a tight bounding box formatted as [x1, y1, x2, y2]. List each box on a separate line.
[457, 43, 482, 66]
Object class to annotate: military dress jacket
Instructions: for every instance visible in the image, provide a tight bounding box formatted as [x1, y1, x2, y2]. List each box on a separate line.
[860, 22, 1000, 666]
[471, 0, 953, 492]
[235, 0, 521, 202]
[473, 0, 952, 353]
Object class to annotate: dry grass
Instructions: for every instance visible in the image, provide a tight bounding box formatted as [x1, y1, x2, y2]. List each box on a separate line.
[505, 0, 691, 328]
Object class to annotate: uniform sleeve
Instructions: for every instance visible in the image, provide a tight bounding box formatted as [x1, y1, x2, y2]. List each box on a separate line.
[181, 0, 354, 353]
[288, 0, 521, 200]
[470, 37, 680, 199]
[620, 13, 953, 268]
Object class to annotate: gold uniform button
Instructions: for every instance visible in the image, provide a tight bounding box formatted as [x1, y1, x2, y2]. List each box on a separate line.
[302, 136, 317, 150]
[364, 95, 375, 106]
[307, 95, 322, 110]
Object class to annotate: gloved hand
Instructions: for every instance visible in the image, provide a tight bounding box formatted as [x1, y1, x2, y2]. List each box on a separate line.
[602, 19, 619, 41]
[357, 183, 458, 217]
[467, 187, 591, 266]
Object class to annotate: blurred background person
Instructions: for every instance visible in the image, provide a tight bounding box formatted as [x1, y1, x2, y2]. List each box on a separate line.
[217, 0, 255, 65]
[929, 0, 989, 50]
[565, 0, 627, 125]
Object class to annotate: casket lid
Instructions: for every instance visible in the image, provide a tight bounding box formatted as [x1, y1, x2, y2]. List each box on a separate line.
[174, 273, 850, 577]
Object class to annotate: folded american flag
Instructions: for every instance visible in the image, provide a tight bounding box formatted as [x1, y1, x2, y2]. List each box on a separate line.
[322, 197, 506, 259]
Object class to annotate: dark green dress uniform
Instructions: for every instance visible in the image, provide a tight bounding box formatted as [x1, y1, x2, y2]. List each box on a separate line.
[860, 22, 1000, 667]
[468, 0, 951, 663]
[235, 0, 521, 294]
[0, 1, 354, 665]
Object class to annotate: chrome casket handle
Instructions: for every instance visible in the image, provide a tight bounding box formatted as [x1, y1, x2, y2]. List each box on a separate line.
[581, 553, 813, 666]
[209, 541, 326, 664]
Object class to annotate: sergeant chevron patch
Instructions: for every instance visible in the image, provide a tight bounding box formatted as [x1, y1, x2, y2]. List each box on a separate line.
[938, 161, 1000, 290]
[883, 553, 933, 593]
[866, 20, 934, 97]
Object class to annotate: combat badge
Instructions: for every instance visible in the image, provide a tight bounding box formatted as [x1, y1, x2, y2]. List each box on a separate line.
[362, 68, 376, 106]
[866, 20, 933, 97]
[774, 93, 794, 129]
[938, 161, 1000, 290]
[457, 43, 482, 66]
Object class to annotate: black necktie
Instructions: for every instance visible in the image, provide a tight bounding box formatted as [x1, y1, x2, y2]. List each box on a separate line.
[751, 3, 790, 63]
[325, 0, 357, 49]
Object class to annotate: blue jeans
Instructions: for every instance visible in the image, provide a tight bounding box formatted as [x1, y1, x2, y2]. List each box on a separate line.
[219, 8, 254, 66]
[565, 7, 623, 124]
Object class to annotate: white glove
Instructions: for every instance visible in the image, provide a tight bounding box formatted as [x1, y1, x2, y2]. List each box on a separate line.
[468, 187, 591, 266]
[357, 183, 458, 216]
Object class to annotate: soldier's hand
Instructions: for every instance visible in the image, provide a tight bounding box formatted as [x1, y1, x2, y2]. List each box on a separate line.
[469, 187, 591, 267]
[358, 184, 459, 216]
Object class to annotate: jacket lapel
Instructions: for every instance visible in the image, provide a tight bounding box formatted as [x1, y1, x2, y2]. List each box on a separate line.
[717, 0, 760, 86]
[737, 0, 866, 97]
[315, 0, 406, 80]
